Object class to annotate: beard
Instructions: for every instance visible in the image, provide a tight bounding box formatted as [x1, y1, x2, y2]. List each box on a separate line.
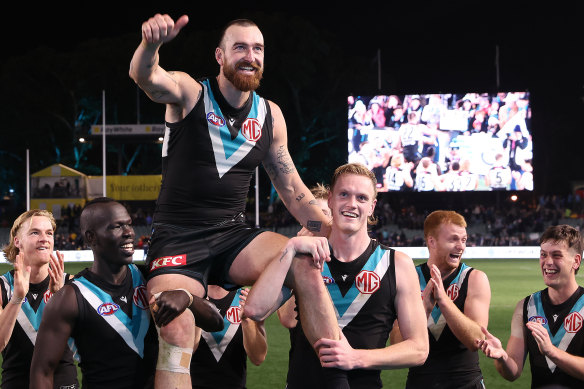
[222, 59, 263, 92]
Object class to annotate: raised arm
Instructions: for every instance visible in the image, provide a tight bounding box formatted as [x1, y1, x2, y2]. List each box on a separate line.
[431, 264, 491, 351]
[262, 102, 331, 237]
[30, 285, 78, 389]
[477, 299, 527, 381]
[129, 13, 200, 116]
[315, 251, 429, 370]
[239, 288, 267, 366]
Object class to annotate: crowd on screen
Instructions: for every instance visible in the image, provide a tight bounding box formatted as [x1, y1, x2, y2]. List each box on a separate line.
[347, 92, 533, 192]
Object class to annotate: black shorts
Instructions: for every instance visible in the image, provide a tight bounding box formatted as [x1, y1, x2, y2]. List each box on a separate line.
[144, 213, 267, 291]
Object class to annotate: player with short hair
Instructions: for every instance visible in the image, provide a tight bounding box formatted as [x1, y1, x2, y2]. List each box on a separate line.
[392, 210, 491, 388]
[415, 157, 443, 192]
[485, 153, 512, 191]
[130, 14, 341, 389]
[0, 210, 78, 389]
[478, 224, 584, 388]
[30, 199, 159, 388]
[253, 163, 429, 388]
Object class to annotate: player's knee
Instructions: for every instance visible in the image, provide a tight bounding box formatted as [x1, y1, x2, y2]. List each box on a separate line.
[241, 301, 265, 322]
[156, 335, 193, 374]
[158, 309, 195, 348]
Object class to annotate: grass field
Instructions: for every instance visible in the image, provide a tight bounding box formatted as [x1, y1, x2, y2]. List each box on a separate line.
[2, 257, 579, 388]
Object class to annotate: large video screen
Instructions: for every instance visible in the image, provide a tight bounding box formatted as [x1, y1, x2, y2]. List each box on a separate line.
[348, 92, 532, 192]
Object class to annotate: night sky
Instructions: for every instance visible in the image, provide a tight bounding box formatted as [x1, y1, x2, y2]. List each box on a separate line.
[3, 2, 583, 195]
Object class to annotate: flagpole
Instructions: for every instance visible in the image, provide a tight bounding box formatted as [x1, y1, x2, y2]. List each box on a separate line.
[102, 90, 107, 196]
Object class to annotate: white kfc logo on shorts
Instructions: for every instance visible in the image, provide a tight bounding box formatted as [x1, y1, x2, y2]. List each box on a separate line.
[150, 254, 187, 272]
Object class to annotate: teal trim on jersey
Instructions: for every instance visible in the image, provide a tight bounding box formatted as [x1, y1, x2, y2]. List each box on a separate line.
[73, 264, 149, 357]
[205, 81, 254, 159]
[2, 272, 46, 330]
[417, 263, 470, 324]
[201, 79, 267, 178]
[323, 245, 386, 317]
[529, 291, 584, 347]
[211, 288, 242, 344]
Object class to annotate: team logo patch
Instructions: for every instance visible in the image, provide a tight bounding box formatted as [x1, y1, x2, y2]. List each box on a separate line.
[322, 275, 335, 285]
[241, 118, 262, 142]
[225, 306, 242, 325]
[528, 315, 548, 325]
[150, 254, 187, 272]
[43, 290, 53, 303]
[564, 312, 583, 333]
[446, 284, 460, 301]
[355, 270, 380, 294]
[207, 112, 225, 127]
[133, 285, 149, 310]
[98, 302, 120, 316]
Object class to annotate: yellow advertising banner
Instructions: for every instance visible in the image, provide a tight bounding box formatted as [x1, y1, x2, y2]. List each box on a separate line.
[87, 175, 162, 201]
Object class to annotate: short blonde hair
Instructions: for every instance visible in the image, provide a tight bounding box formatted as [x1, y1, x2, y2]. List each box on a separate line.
[2, 210, 56, 263]
[310, 183, 330, 200]
[424, 210, 466, 241]
[330, 163, 378, 225]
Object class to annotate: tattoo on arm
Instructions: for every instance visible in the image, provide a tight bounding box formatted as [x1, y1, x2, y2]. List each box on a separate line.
[265, 163, 279, 181]
[279, 249, 288, 263]
[306, 220, 322, 232]
[276, 146, 296, 174]
[296, 193, 305, 202]
[308, 200, 317, 205]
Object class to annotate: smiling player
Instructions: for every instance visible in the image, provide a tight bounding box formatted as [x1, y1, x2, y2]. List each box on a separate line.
[30, 198, 159, 388]
[392, 210, 491, 388]
[0, 210, 78, 389]
[129, 13, 341, 389]
[477, 225, 584, 388]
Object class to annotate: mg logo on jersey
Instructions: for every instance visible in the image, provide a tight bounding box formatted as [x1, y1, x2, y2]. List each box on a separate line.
[241, 118, 261, 142]
[133, 285, 149, 310]
[207, 112, 225, 127]
[528, 315, 548, 325]
[226, 306, 242, 325]
[43, 290, 53, 303]
[150, 254, 187, 272]
[97, 302, 120, 316]
[564, 312, 584, 333]
[355, 270, 380, 294]
[446, 284, 460, 301]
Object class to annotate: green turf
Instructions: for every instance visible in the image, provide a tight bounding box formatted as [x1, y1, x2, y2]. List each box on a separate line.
[2, 258, 580, 388]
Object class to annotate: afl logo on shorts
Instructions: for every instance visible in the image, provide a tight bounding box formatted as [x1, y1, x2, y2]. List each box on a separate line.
[150, 254, 187, 272]
[241, 118, 262, 142]
[355, 270, 380, 294]
[43, 290, 53, 303]
[322, 275, 335, 285]
[564, 312, 583, 333]
[133, 285, 149, 310]
[528, 315, 548, 325]
[226, 306, 242, 325]
[98, 302, 119, 316]
[207, 112, 225, 127]
[446, 284, 459, 301]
